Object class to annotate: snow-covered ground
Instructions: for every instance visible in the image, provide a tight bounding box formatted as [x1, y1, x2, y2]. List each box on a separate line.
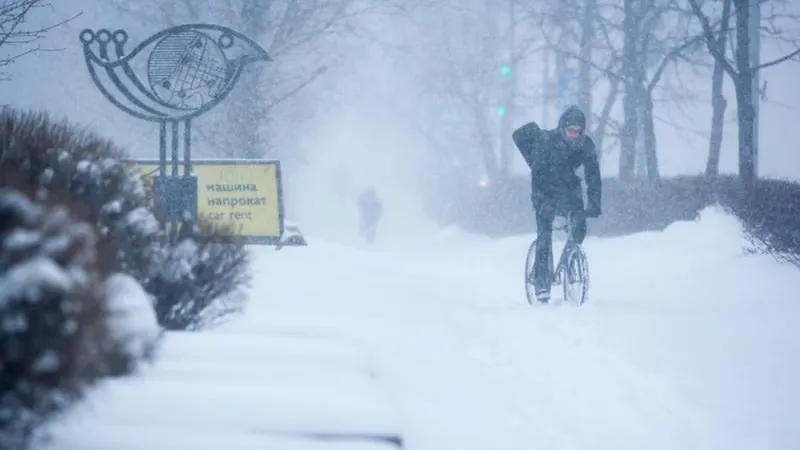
[42, 206, 800, 450]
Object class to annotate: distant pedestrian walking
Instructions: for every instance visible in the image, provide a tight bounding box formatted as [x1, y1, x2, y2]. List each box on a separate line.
[357, 187, 382, 245]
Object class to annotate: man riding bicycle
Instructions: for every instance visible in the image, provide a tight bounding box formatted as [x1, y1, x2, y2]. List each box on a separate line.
[512, 105, 602, 303]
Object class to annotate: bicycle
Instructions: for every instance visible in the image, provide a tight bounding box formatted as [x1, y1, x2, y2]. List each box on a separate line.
[524, 212, 590, 306]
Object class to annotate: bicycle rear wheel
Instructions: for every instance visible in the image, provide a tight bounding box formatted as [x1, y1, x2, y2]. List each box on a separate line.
[562, 245, 590, 305]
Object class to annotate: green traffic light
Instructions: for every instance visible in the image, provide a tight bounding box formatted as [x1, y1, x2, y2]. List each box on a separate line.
[497, 106, 506, 116]
[499, 65, 511, 76]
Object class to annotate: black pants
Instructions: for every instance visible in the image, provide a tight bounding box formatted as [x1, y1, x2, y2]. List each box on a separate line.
[532, 188, 587, 292]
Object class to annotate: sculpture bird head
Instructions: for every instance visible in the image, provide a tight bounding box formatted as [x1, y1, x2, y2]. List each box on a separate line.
[182, 24, 272, 68]
[217, 33, 272, 67]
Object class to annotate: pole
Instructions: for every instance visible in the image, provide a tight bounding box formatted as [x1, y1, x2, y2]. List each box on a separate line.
[555, 51, 566, 113]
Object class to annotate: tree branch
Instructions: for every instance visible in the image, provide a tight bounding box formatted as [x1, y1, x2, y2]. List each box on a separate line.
[754, 47, 800, 70]
[686, 0, 738, 77]
[540, 27, 623, 82]
[265, 66, 329, 111]
[647, 32, 705, 93]
[0, 2, 81, 80]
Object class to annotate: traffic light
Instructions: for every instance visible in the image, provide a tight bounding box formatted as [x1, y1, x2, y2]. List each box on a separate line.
[497, 65, 511, 115]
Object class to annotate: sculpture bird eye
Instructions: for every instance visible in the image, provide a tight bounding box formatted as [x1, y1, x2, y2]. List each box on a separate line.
[218, 33, 234, 49]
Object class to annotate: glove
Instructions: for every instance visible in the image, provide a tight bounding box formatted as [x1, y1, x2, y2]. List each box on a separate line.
[585, 204, 601, 218]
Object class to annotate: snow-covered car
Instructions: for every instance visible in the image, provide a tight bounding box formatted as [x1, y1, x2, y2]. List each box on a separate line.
[276, 220, 307, 249]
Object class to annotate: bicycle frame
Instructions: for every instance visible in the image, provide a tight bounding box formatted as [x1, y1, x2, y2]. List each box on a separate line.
[550, 214, 576, 285]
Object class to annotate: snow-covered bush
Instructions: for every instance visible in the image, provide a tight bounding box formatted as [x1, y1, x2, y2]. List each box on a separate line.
[0, 182, 153, 448]
[0, 107, 162, 284]
[445, 172, 800, 270]
[717, 177, 800, 268]
[0, 108, 250, 329]
[147, 216, 251, 330]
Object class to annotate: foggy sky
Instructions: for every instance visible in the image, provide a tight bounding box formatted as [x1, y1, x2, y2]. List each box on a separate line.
[1, 0, 798, 186]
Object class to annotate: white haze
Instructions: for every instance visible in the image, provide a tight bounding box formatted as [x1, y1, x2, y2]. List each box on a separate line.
[1, 0, 799, 244]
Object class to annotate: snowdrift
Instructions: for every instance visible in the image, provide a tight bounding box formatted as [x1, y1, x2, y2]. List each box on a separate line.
[42, 206, 800, 450]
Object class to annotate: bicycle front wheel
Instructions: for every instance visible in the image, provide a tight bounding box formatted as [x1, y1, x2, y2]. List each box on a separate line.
[562, 245, 590, 306]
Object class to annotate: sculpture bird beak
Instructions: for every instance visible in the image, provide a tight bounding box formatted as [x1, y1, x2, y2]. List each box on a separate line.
[251, 43, 272, 62]
[237, 41, 272, 65]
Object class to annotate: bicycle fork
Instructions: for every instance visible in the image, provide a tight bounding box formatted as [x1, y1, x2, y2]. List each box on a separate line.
[552, 239, 577, 285]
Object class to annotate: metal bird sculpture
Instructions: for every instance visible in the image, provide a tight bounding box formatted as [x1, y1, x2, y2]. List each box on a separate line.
[80, 24, 272, 176]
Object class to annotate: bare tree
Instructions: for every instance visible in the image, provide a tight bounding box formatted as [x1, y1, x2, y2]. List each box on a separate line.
[416, 0, 628, 184]
[612, 0, 716, 180]
[0, 0, 79, 81]
[108, 0, 412, 161]
[619, 0, 641, 181]
[704, 0, 734, 176]
[688, 0, 800, 188]
[414, 0, 536, 183]
[535, 0, 708, 180]
[523, 0, 623, 157]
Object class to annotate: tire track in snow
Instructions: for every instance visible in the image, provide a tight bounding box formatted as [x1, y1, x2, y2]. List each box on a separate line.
[392, 249, 719, 450]
[255, 241, 719, 449]
[453, 307, 720, 450]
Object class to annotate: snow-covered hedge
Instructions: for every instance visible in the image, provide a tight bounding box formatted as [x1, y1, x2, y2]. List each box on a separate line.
[573, 175, 800, 269]
[444, 173, 800, 269]
[0, 179, 158, 448]
[148, 217, 250, 330]
[717, 177, 800, 268]
[0, 108, 251, 330]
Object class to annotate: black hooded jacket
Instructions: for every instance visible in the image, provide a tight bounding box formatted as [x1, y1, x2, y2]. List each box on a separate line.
[512, 111, 602, 212]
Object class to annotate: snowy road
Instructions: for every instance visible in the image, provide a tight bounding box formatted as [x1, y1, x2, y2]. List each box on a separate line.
[45, 208, 800, 450]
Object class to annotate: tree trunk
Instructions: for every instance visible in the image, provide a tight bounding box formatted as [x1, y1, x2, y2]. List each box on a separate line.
[642, 91, 659, 180]
[734, 0, 756, 190]
[705, 64, 727, 176]
[554, 9, 568, 115]
[619, 0, 638, 180]
[633, 52, 649, 179]
[475, 100, 499, 180]
[542, 49, 550, 125]
[593, 78, 619, 155]
[578, 0, 595, 133]
[705, 0, 732, 176]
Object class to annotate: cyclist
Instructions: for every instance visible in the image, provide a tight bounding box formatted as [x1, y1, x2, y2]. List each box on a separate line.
[512, 105, 602, 303]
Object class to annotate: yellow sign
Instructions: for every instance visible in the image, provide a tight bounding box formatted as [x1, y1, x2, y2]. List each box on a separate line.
[128, 159, 284, 245]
